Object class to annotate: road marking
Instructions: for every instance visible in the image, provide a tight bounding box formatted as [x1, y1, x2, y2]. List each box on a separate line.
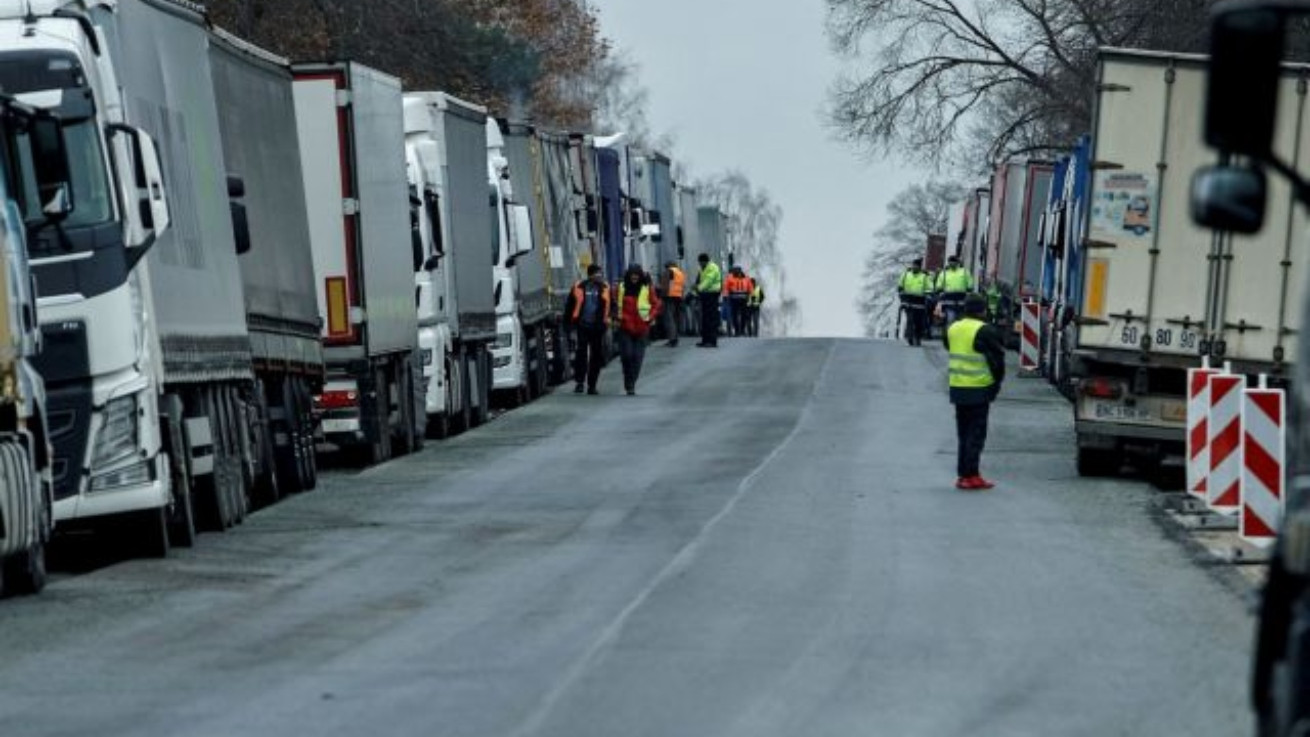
[508, 342, 837, 736]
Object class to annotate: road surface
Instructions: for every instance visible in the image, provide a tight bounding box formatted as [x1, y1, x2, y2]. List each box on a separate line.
[0, 339, 1252, 736]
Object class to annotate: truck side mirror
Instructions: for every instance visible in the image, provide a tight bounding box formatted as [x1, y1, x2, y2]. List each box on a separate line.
[107, 123, 170, 257]
[227, 174, 251, 255]
[1191, 164, 1267, 234]
[507, 203, 533, 265]
[1205, 4, 1285, 157]
[27, 114, 73, 225]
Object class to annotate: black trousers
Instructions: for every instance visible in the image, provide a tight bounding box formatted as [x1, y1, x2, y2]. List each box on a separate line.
[954, 402, 991, 478]
[573, 324, 606, 388]
[901, 295, 926, 345]
[617, 331, 647, 390]
[700, 294, 720, 345]
[664, 297, 683, 342]
[730, 297, 749, 336]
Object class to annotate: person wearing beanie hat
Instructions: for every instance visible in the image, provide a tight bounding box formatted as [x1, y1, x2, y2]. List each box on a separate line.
[947, 293, 1005, 490]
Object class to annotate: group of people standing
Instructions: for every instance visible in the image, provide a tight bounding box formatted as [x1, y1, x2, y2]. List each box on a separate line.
[567, 253, 763, 396]
[898, 255, 1006, 491]
[896, 255, 976, 346]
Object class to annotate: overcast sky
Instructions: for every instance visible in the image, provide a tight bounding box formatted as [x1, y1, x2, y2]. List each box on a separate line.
[589, 0, 924, 337]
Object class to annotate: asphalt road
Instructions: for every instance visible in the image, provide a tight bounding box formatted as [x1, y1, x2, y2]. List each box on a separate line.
[0, 339, 1253, 736]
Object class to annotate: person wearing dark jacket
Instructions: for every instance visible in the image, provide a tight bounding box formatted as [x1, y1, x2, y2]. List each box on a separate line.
[947, 293, 1005, 490]
[615, 265, 662, 395]
[568, 264, 610, 395]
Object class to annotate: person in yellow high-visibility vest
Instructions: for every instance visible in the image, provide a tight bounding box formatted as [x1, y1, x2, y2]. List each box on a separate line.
[897, 258, 931, 346]
[934, 255, 975, 336]
[948, 294, 1005, 490]
[616, 265, 662, 395]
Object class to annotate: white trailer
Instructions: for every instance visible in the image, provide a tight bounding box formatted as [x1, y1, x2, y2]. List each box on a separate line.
[294, 62, 423, 463]
[1070, 48, 1310, 475]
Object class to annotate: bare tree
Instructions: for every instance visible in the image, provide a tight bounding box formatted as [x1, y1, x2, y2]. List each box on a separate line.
[697, 171, 800, 337]
[826, 0, 1216, 167]
[856, 180, 966, 337]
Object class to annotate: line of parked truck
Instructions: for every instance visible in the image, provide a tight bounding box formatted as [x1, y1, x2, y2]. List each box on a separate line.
[939, 46, 1308, 479]
[0, 0, 739, 596]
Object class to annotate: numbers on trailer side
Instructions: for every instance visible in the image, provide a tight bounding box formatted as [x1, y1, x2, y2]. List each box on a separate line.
[1179, 330, 1198, 350]
[1155, 329, 1172, 347]
[1120, 326, 1139, 346]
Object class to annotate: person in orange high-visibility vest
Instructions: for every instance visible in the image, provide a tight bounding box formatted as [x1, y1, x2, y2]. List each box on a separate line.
[724, 266, 751, 336]
[663, 261, 686, 347]
[568, 264, 610, 395]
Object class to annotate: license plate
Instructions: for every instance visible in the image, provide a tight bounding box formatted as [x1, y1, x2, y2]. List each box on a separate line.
[1089, 400, 1153, 422]
[321, 418, 359, 434]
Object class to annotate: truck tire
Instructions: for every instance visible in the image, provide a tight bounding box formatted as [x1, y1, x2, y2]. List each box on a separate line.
[5, 539, 46, 595]
[450, 351, 471, 435]
[473, 349, 491, 427]
[193, 390, 232, 532]
[393, 363, 419, 456]
[6, 481, 49, 594]
[294, 379, 317, 491]
[366, 370, 392, 465]
[1076, 447, 1117, 478]
[167, 452, 197, 548]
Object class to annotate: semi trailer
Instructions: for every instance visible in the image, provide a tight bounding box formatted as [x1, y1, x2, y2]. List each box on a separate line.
[293, 62, 424, 463]
[401, 92, 495, 438]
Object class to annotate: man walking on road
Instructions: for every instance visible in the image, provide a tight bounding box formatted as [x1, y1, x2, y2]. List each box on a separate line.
[694, 253, 722, 347]
[948, 294, 1005, 490]
[616, 265, 662, 395]
[662, 260, 685, 347]
[569, 264, 610, 395]
[747, 278, 764, 337]
[725, 266, 751, 337]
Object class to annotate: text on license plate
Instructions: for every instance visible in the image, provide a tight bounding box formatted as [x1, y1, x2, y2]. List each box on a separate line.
[1090, 401, 1153, 422]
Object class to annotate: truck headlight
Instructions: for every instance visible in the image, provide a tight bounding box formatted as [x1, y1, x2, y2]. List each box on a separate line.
[91, 394, 139, 469]
[495, 332, 514, 349]
[90, 460, 152, 492]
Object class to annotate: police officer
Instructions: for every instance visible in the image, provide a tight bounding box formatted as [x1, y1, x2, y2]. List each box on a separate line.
[694, 253, 722, 347]
[934, 255, 975, 332]
[897, 258, 931, 346]
[948, 294, 1005, 490]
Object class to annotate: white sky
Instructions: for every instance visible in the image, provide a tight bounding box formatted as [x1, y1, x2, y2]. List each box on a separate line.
[589, 0, 924, 337]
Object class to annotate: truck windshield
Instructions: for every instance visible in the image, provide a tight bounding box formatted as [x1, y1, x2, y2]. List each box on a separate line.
[0, 51, 113, 241]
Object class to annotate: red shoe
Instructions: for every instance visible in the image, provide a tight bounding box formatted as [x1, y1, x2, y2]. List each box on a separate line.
[955, 477, 977, 490]
[970, 476, 996, 490]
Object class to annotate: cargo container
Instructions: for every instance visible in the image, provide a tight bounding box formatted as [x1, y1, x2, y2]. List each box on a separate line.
[1069, 48, 1308, 475]
[402, 92, 495, 437]
[209, 28, 322, 498]
[294, 62, 423, 462]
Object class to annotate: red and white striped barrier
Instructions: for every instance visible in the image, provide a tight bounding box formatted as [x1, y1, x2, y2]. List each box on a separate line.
[1208, 373, 1244, 515]
[1241, 384, 1286, 546]
[1186, 367, 1219, 501]
[1020, 301, 1040, 374]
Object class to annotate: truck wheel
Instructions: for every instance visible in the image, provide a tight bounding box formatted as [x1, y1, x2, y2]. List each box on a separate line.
[427, 364, 452, 440]
[193, 391, 232, 532]
[168, 467, 197, 549]
[295, 379, 317, 491]
[393, 365, 417, 457]
[367, 371, 393, 465]
[6, 484, 48, 595]
[450, 352, 470, 434]
[1076, 447, 1117, 478]
[473, 349, 491, 426]
[5, 539, 46, 595]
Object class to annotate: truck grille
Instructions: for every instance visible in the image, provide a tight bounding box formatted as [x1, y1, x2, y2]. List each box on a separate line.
[45, 384, 93, 501]
[32, 320, 89, 385]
